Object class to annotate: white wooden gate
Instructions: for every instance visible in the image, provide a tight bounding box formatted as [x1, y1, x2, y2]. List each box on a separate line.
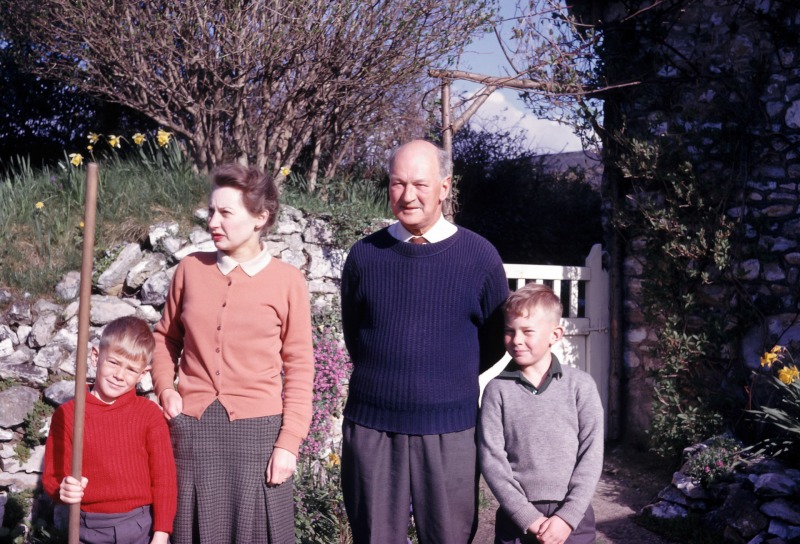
[479, 244, 610, 431]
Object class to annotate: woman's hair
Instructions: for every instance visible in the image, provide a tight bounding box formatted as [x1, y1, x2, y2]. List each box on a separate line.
[99, 316, 156, 367]
[504, 282, 563, 323]
[211, 163, 279, 234]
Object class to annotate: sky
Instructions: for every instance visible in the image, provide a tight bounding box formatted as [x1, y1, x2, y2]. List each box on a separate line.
[451, 8, 585, 155]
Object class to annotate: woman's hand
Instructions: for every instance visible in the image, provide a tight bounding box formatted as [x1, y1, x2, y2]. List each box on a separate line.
[159, 389, 183, 420]
[265, 447, 296, 487]
[59, 475, 88, 504]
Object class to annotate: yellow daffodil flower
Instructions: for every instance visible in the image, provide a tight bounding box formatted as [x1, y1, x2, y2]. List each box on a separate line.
[79, 221, 85, 228]
[157, 129, 172, 147]
[761, 351, 778, 368]
[35, 201, 44, 210]
[108, 135, 121, 148]
[280, 166, 291, 177]
[69, 153, 84, 167]
[132, 133, 146, 146]
[328, 452, 340, 466]
[87, 145, 93, 151]
[88, 132, 100, 144]
[777, 365, 799, 385]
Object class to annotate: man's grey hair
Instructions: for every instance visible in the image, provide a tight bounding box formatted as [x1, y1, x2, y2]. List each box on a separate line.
[387, 141, 452, 180]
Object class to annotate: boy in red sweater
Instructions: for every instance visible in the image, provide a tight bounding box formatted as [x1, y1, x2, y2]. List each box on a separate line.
[43, 316, 177, 544]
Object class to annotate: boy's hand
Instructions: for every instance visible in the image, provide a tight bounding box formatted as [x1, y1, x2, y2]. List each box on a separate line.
[59, 476, 88, 504]
[535, 515, 572, 544]
[265, 447, 296, 487]
[150, 530, 170, 544]
[527, 516, 545, 536]
[159, 389, 183, 420]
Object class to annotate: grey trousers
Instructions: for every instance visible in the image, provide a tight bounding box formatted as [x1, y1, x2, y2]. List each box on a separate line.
[341, 419, 479, 544]
[79, 505, 151, 544]
[494, 502, 596, 544]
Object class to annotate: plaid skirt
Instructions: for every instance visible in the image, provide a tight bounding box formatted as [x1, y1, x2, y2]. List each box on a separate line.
[169, 400, 294, 544]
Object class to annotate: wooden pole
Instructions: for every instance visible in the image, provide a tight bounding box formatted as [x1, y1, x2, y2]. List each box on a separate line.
[69, 163, 99, 544]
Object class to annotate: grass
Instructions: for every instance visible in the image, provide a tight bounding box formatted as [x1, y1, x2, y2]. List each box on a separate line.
[0, 144, 390, 298]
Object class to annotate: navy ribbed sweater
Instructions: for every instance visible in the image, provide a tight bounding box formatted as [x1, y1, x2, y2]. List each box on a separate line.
[341, 227, 508, 435]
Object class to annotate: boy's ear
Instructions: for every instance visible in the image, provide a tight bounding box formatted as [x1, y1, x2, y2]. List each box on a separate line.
[136, 365, 152, 384]
[90, 346, 99, 368]
[550, 324, 565, 345]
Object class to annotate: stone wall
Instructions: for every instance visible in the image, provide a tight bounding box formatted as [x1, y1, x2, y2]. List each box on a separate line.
[0, 205, 356, 535]
[575, 0, 800, 444]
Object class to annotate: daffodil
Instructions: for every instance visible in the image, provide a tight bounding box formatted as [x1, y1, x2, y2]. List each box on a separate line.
[69, 153, 84, 167]
[777, 365, 799, 385]
[132, 133, 146, 146]
[35, 201, 44, 210]
[108, 135, 121, 148]
[88, 132, 100, 144]
[761, 351, 778, 368]
[328, 452, 340, 466]
[157, 129, 172, 147]
[87, 145, 93, 151]
[280, 166, 291, 177]
[79, 221, 85, 228]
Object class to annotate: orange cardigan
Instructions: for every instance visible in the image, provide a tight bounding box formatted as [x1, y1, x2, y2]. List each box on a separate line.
[152, 252, 314, 455]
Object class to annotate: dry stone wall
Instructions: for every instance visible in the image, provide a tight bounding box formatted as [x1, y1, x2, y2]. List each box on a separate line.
[0, 205, 357, 533]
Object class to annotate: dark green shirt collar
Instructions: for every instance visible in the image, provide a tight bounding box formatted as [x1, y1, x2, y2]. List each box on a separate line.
[496, 354, 563, 395]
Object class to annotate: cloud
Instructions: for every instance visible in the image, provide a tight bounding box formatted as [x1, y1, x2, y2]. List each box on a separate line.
[454, 86, 584, 154]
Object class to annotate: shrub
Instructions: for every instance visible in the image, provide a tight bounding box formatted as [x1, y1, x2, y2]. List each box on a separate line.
[682, 435, 744, 487]
[295, 326, 352, 544]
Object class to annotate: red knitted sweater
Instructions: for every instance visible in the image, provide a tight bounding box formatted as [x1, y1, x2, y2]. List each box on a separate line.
[43, 388, 177, 533]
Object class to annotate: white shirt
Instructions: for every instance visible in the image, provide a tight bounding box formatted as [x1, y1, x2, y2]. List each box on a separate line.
[388, 215, 458, 243]
[216, 244, 272, 277]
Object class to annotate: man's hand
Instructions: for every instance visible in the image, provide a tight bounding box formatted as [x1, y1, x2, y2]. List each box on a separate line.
[536, 515, 572, 544]
[159, 389, 183, 420]
[59, 475, 88, 504]
[265, 447, 296, 487]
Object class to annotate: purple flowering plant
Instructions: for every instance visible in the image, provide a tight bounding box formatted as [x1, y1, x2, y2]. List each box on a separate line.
[295, 324, 353, 543]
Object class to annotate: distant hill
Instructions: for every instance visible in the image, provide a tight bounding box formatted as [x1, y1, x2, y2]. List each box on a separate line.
[538, 150, 603, 189]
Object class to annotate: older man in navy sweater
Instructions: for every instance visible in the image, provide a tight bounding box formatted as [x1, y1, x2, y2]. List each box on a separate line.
[341, 139, 509, 544]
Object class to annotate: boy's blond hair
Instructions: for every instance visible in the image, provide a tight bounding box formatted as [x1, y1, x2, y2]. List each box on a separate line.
[98, 316, 156, 367]
[503, 283, 563, 324]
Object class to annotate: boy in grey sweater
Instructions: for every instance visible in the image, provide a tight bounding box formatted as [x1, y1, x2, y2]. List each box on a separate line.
[478, 283, 603, 544]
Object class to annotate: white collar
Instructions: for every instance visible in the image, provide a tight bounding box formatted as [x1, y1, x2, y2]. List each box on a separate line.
[389, 214, 457, 243]
[216, 244, 272, 276]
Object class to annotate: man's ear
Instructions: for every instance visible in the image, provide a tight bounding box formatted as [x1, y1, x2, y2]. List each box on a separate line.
[90, 346, 99, 368]
[439, 176, 452, 202]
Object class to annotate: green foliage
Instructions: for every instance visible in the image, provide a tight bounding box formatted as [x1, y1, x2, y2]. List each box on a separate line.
[21, 400, 54, 449]
[294, 461, 351, 544]
[0, 138, 206, 295]
[683, 435, 743, 487]
[282, 173, 391, 250]
[454, 126, 602, 265]
[747, 345, 800, 462]
[616, 139, 735, 461]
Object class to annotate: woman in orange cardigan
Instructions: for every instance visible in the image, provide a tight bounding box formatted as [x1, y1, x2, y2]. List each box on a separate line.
[151, 164, 314, 544]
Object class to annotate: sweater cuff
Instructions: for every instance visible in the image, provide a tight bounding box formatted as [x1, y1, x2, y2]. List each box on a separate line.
[510, 503, 544, 534]
[274, 431, 302, 456]
[554, 503, 584, 531]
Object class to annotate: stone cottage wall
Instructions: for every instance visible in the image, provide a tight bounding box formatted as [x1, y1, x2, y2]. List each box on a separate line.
[574, 0, 800, 444]
[0, 205, 358, 533]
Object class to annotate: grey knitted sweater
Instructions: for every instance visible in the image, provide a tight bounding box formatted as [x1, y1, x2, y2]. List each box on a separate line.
[478, 355, 604, 532]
